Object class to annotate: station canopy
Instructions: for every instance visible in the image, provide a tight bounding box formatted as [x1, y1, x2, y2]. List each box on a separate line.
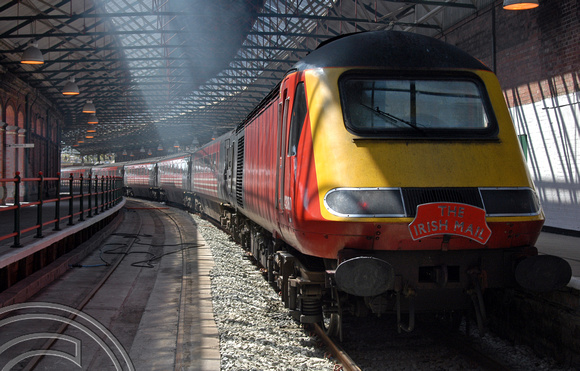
[0, 0, 494, 156]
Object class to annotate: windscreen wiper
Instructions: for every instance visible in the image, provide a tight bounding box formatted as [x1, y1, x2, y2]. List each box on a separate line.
[359, 103, 426, 134]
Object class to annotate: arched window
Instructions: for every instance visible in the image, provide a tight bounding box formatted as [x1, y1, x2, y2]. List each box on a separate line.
[18, 111, 24, 129]
[36, 118, 43, 135]
[6, 106, 15, 125]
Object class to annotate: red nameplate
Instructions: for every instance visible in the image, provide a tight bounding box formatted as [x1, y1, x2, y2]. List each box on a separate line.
[408, 202, 491, 244]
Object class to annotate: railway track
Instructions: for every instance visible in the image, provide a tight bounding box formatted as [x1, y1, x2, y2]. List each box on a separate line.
[202, 212, 507, 370]
[309, 312, 571, 371]
[193, 206, 570, 371]
[308, 317, 508, 371]
[310, 323, 361, 371]
[2, 199, 210, 370]
[18, 201, 147, 370]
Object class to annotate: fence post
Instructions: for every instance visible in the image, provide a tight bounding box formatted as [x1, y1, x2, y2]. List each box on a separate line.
[11, 172, 22, 248]
[87, 173, 93, 218]
[54, 172, 61, 231]
[101, 176, 105, 212]
[35, 171, 44, 238]
[94, 175, 99, 216]
[68, 173, 74, 226]
[109, 175, 115, 209]
[106, 176, 111, 210]
[103, 176, 108, 210]
[115, 177, 120, 205]
[78, 174, 84, 222]
[118, 177, 123, 204]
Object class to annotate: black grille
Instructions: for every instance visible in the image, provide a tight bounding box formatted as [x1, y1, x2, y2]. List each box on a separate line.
[236, 136, 244, 207]
[402, 188, 483, 217]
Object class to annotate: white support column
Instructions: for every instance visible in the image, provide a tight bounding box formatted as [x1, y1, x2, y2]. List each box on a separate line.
[4, 125, 18, 204]
[0, 122, 5, 205]
[17, 128, 26, 201]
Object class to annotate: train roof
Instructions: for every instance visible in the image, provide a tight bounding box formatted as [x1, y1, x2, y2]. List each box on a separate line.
[122, 152, 193, 167]
[293, 30, 490, 72]
[234, 31, 490, 135]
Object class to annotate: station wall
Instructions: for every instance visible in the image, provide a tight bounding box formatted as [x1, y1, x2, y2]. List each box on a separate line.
[440, 0, 580, 232]
[0, 68, 63, 203]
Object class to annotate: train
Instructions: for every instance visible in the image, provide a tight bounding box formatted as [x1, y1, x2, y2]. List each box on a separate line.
[62, 30, 572, 338]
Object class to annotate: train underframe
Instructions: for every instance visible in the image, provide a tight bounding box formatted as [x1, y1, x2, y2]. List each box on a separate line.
[182, 192, 570, 340]
[185, 193, 520, 338]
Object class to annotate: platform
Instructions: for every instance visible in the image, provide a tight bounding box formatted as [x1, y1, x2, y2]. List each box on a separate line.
[0, 195, 108, 247]
[0, 192, 125, 306]
[0, 199, 124, 266]
[0, 199, 220, 370]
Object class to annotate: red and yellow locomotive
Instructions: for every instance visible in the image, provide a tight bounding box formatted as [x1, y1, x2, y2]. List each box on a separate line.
[187, 31, 571, 335]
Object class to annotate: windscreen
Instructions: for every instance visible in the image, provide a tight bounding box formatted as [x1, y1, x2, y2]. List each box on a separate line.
[340, 74, 497, 138]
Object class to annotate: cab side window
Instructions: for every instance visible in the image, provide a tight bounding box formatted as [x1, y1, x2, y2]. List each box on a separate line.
[288, 82, 307, 156]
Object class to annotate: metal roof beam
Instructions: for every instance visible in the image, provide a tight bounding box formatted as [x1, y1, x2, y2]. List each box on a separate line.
[257, 12, 441, 30]
[385, 1, 476, 9]
[0, 11, 220, 22]
[5, 29, 188, 40]
[2, 42, 311, 54]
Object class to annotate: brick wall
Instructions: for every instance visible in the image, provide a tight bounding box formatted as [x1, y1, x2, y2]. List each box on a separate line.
[440, 0, 580, 232]
[441, 0, 579, 103]
[0, 68, 63, 202]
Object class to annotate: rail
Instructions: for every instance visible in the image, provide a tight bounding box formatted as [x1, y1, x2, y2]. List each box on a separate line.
[0, 172, 123, 248]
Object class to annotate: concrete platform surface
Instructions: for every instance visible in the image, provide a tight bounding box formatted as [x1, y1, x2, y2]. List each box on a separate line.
[0, 199, 220, 370]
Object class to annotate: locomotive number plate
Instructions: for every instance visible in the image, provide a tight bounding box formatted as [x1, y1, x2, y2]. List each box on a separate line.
[408, 202, 491, 244]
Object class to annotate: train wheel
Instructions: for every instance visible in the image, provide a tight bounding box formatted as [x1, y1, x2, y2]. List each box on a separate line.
[470, 290, 486, 336]
[322, 313, 342, 341]
[322, 287, 343, 341]
[468, 269, 487, 336]
[267, 254, 275, 283]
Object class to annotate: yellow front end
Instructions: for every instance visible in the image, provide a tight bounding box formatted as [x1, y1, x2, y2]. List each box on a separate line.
[304, 67, 543, 228]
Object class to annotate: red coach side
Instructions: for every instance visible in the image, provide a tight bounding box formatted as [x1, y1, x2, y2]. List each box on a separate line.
[241, 97, 280, 234]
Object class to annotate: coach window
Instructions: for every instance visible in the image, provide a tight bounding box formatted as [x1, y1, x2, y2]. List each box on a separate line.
[288, 82, 307, 156]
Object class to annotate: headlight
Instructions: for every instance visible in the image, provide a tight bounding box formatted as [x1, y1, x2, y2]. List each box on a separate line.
[324, 188, 406, 217]
[479, 188, 541, 216]
[324, 187, 540, 218]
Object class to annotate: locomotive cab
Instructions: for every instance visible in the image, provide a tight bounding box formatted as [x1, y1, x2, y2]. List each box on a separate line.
[269, 31, 571, 334]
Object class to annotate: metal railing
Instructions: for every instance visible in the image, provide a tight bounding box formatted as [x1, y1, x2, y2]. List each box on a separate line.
[0, 172, 123, 248]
